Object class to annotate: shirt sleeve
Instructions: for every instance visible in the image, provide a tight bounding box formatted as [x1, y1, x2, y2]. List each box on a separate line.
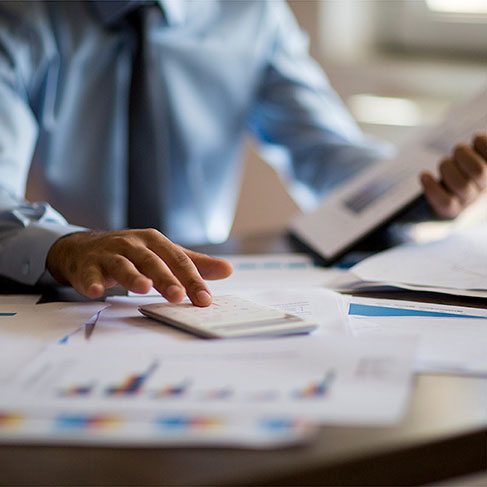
[247, 1, 395, 210]
[0, 5, 85, 286]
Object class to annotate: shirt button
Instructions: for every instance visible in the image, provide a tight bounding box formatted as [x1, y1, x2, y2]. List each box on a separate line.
[21, 261, 30, 275]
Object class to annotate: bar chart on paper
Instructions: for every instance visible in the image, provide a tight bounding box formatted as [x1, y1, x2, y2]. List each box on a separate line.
[106, 362, 158, 396]
[1, 336, 415, 424]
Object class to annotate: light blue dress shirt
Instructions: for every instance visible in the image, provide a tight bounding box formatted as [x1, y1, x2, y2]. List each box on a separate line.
[0, 0, 393, 285]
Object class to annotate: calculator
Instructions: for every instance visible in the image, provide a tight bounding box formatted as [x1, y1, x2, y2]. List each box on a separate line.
[138, 295, 317, 338]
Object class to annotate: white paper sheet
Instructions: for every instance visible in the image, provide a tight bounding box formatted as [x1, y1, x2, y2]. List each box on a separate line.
[0, 335, 416, 433]
[347, 297, 487, 376]
[0, 407, 315, 448]
[234, 288, 351, 336]
[0, 302, 108, 343]
[0, 302, 108, 384]
[74, 297, 196, 345]
[80, 287, 352, 346]
[351, 226, 487, 291]
[329, 270, 487, 299]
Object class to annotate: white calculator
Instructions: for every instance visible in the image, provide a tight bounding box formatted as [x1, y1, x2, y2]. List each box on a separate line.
[138, 295, 317, 338]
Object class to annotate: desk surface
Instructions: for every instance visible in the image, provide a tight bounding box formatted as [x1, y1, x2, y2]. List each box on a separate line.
[1, 233, 486, 486]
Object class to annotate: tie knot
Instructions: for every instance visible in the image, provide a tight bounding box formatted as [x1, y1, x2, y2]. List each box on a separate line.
[90, 0, 155, 29]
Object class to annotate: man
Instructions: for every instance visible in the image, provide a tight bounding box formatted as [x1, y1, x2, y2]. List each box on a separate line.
[0, 1, 485, 306]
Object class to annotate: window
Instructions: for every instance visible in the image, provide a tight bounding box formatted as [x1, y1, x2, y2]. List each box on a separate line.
[377, 0, 487, 55]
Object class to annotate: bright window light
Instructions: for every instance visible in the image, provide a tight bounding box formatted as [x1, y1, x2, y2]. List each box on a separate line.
[347, 94, 422, 127]
[426, 0, 487, 14]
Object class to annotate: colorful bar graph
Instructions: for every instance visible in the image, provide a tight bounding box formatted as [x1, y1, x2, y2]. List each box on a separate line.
[105, 362, 158, 396]
[58, 383, 95, 397]
[0, 411, 24, 429]
[156, 414, 223, 431]
[294, 370, 335, 398]
[55, 413, 121, 431]
[259, 417, 305, 433]
[154, 379, 191, 398]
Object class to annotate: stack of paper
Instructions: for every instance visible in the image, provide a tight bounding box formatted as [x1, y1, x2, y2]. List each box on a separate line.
[346, 297, 487, 375]
[3, 240, 485, 448]
[337, 226, 487, 299]
[0, 335, 416, 447]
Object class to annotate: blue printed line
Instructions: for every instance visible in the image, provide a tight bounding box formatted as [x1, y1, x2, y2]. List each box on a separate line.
[348, 303, 486, 319]
[0, 312, 16, 316]
[58, 307, 107, 344]
[58, 322, 86, 344]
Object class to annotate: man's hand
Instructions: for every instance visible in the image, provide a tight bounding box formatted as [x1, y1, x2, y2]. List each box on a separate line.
[420, 133, 487, 218]
[46, 229, 233, 305]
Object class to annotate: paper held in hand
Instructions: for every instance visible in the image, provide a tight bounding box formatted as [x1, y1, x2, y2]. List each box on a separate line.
[290, 90, 487, 264]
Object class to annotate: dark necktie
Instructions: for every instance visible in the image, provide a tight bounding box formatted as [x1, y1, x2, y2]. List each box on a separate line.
[90, 0, 149, 29]
[90, 1, 163, 229]
[126, 6, 162, 229]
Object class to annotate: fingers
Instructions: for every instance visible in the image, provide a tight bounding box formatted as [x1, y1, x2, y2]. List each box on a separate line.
[47, 230, 232, 306]
[143, 233, 214, 306]
[473, 133, 487, 160]
[420, 171, 463, 219]
[453, 144, 487, 191]
[79, 265, 106, 300]
[137, 241, 233, 306]
[422, 133, 487, 218]
[184, 249, 233, 280]
[123, 246, 187, 303]
[101, 254, 153, 295]
[439, 156, 478, 205]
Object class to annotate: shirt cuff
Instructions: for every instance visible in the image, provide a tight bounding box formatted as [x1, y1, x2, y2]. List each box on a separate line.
[0, 222, 87, 286]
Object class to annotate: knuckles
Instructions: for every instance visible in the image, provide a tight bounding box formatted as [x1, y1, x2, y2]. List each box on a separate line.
[138, 227, 162, 242]
[440, 197, 462, 219]
[103, 235, 133, 252]
[171, 249, 193, 269]
[439, 159, 451, 174]
[458, 182, 479, 203]
[136, 252, 157, 268]
[106, 253, 127, 267]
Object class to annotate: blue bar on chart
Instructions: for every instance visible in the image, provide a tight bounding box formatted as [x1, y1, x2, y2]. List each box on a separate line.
[349, 303, 487, 319]
[294, 370, 335, 398]
[105, 362, 158, 396]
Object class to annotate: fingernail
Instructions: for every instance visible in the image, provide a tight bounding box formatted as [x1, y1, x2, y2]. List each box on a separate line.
[134, 277, 152, 290]
[196, 290, 212, 305]
[166, 285, 183, 300]
[87, 283, 104, 298]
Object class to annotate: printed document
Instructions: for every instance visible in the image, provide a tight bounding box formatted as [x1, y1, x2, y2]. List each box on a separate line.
[290, 90, 487, 263]
[351, 225, 487, 291]
[0, 335, 416, 446]
[348, 297, 487, 375]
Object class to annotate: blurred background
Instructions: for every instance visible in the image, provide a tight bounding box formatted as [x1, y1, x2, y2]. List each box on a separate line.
[231, 0, 487, 237]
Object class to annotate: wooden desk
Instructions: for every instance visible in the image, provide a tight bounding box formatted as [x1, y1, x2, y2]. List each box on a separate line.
[1, 233, 486, 486]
